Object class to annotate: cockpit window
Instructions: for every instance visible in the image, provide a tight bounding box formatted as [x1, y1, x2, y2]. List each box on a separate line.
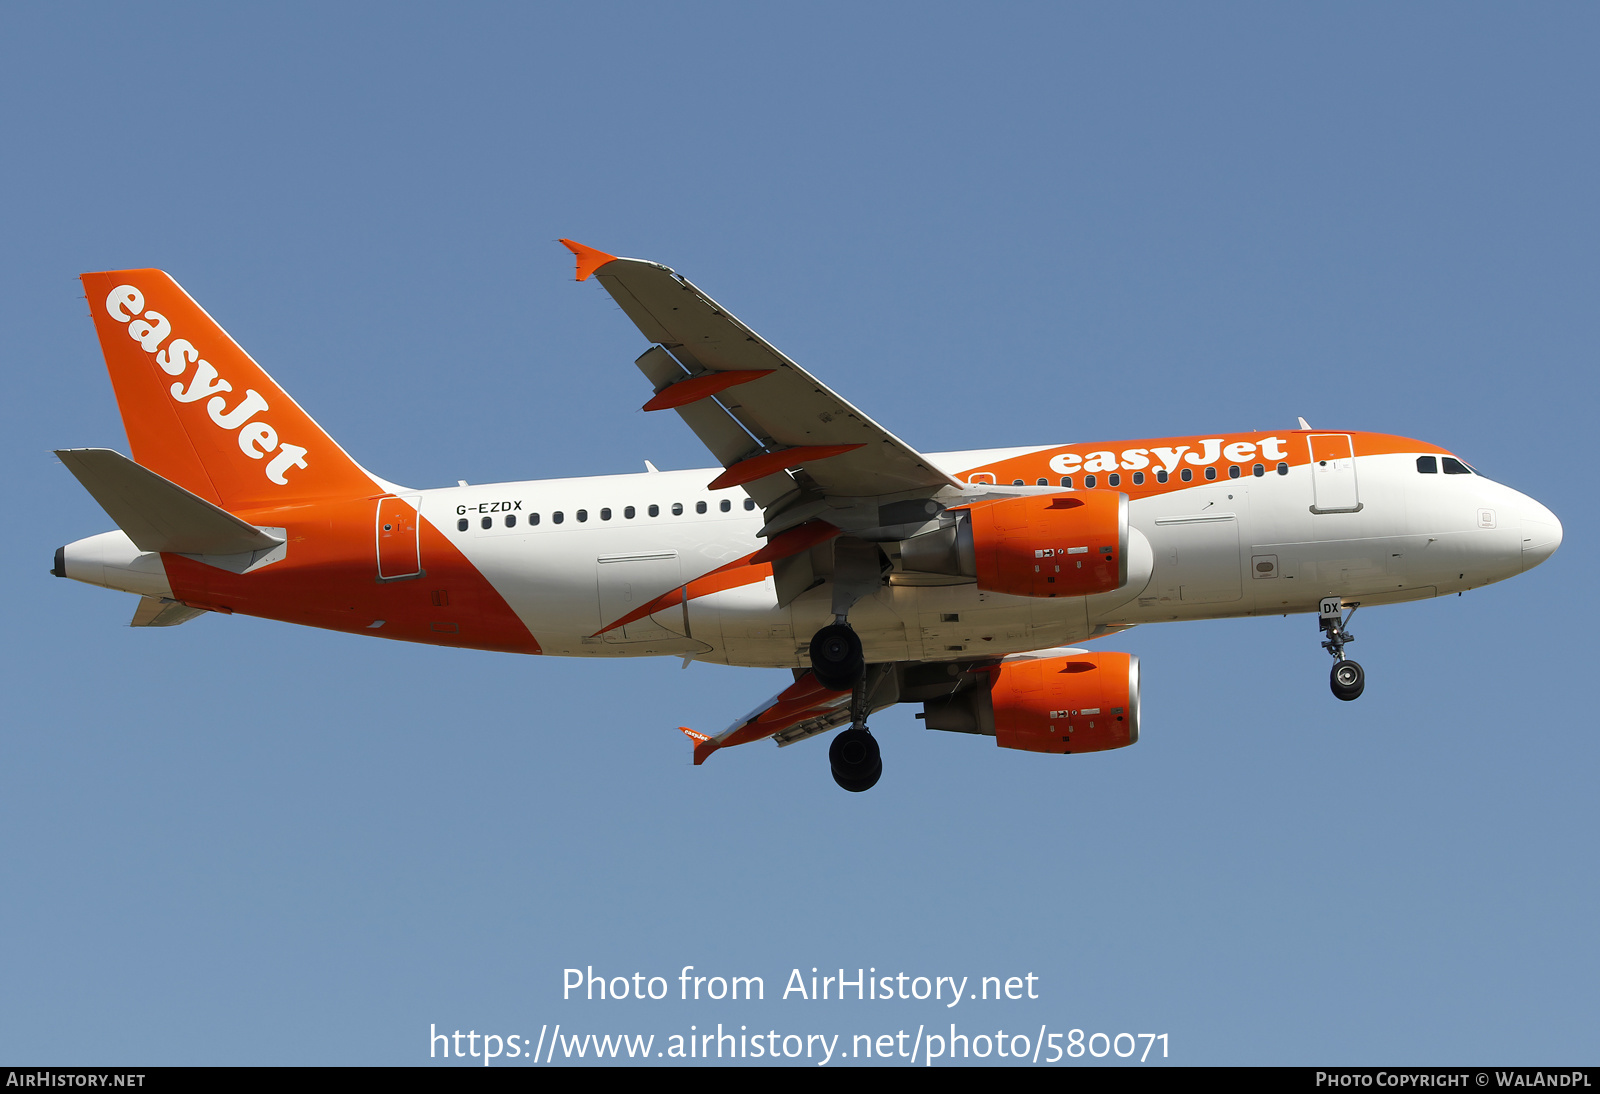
[1416, 456, 1437, 474]
[1442, 457, 1472, 475]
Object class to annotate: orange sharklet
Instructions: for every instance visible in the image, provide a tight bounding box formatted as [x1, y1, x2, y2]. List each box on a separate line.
[558, 239, 618, 282]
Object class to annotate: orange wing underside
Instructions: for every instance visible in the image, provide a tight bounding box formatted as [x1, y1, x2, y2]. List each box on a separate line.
[683, 671, 852, 765]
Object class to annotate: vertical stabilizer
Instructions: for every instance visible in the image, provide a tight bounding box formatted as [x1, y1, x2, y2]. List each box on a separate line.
[80, 270, 379, 510]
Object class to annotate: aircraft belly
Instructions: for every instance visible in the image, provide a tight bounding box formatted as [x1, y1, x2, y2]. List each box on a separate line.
[687, 576, 800, 666]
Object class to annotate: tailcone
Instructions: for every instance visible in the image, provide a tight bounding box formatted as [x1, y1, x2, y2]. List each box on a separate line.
[58, 530, 173, 598]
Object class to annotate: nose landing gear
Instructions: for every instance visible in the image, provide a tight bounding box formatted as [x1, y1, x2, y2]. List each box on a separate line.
[1319, 596, 1364, 701]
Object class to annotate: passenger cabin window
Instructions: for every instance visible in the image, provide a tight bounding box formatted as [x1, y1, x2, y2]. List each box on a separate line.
[1084, 474, 1097, 488]
[648, 504, 659, 517]
[1156, 470, 1168, 484]
[743, 498, 756, 511]
[720, 499, 731, 512]
[553, 511, 564, 524]
[529, 513, 540, 526]
[671, 502, 683, 516]
[696, 501, 707, 514]
[1276, 462, 1289, 475]
[1204, 467, 1217, 480]
[1442, 457, 1472, 475]
[1037, 478, 1048, 486]
[1417, 456, 1437, 474]
[577, 509, 588, 522]
[505, 514, 515, 527]
[457, 518, 468, 532]
[1132, 471, 1144, 485]
[1253, 463, 1264, 477]
[1107, 473, 1121, 487]
[1013, 479, 1024, 486]
[600, 508, 612, 520]
[1060, 476, 1073, 488]
[624, 506, 636, 518]
[1180, 469, 1193, 482]
[481, 516, 492, 529]
[1228, 465, 1240, 479]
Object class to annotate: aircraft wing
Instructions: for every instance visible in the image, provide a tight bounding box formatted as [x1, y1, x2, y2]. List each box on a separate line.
[680, 670, 855, 765]
[562, 241, 961, 508]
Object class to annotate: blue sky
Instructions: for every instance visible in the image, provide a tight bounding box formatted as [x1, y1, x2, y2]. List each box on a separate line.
[2, 3, 1595, 1066]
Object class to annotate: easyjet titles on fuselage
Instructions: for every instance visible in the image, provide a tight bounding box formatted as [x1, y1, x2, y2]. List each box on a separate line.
[1048, 437, 1291, 476]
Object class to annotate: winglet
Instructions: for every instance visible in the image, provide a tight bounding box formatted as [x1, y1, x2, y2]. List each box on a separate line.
[678, 726, 721, 766]
[558, 239, 617, 281]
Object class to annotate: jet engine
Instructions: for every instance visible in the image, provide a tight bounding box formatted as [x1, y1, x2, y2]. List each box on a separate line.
[899, 493, 1127, 598]
[919, 651, 1140, 754]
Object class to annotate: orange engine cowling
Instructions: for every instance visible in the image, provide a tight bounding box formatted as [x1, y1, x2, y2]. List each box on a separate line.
[968, 493, 1126, 598]
[920, 652, 1140, 755]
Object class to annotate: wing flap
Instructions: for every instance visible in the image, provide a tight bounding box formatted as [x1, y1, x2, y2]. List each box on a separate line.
[682, 671, 853, 764]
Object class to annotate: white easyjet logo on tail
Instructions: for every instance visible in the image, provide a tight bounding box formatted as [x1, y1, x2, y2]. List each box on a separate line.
[105, 285, 308, 486]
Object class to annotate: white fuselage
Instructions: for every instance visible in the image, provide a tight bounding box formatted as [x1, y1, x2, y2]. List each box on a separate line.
[415, 445, 1559, 667]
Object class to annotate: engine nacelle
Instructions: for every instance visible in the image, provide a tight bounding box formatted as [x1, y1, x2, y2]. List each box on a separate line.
[899, 492, 1127, 598]
[920, 651, 1140, 754]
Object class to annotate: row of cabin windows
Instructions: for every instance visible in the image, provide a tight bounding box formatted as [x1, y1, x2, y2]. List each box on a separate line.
[457, 496, 758, 532]
[1012, 462, 1291, 490]
[1417, 456, 1473, 475]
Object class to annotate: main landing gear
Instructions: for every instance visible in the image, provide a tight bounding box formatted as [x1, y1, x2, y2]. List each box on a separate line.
[809, 621, 864, 691]
[811, 619, 878, 792]
[829, 727, 881, 793]
[826, 661, 891, 793]
[808, 615, 884, 792]
[809, 619, 878, 792]
[1319, 596, 1364, 701]
[812, 538, 890, 791]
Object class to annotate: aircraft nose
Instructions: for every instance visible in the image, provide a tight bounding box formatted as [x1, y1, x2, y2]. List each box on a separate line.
[1519, 499, 1562, 572]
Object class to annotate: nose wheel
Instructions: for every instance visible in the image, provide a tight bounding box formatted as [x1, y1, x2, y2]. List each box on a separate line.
[1319, 596, 1364, 700]
[1330, 659, 1364, 701]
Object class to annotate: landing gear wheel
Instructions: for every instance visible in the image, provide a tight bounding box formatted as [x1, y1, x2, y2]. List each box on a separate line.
[1330, 659, 1365, 701]
[829, 727, 882, 792]
[809, 623, 864, 691]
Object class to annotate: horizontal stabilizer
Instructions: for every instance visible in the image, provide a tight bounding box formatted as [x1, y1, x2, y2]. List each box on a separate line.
[130, 596, 207, 628]
[55, 448, 284, 555]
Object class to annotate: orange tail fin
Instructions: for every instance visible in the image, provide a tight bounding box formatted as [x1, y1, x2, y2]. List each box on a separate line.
[80, 270, 380, 511]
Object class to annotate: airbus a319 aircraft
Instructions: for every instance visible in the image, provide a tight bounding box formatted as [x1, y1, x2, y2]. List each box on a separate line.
[53, 242, 1563, 791]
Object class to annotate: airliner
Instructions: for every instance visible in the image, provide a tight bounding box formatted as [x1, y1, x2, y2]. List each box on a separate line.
[52, 242, 1563, 791]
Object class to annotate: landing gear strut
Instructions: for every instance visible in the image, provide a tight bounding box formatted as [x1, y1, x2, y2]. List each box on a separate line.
[1319, 596, 1364, 701]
